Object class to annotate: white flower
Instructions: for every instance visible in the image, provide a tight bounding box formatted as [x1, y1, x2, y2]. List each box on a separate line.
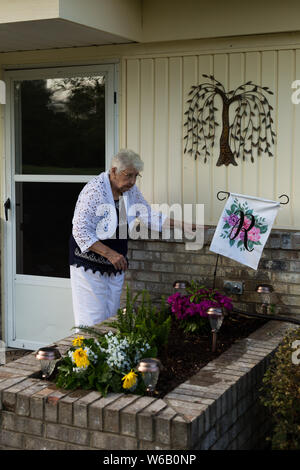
[72, 365, 88, 373]
[98, 331, 151, 372]
[68, 350, 75, 362]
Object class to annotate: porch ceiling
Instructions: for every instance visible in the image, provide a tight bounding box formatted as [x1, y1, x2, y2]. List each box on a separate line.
[0, 18, 134, 53]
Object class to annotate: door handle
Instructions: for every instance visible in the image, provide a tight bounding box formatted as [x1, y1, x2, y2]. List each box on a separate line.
[4, 198, 11, 221]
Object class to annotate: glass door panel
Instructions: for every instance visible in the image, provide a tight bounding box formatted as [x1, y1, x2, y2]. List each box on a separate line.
[15, 182, 85, 277]
[12, 69, 115, 281]
[14, 76, 106, 175]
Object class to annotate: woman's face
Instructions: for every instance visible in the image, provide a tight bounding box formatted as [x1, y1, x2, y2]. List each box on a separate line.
[110, 166, 141, 194]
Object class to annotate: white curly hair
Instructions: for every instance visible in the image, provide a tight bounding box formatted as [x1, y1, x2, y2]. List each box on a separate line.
[110, 149, 144, 174]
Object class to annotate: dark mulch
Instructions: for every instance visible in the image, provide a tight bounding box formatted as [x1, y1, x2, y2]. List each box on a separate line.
[155, 313, 267, 398]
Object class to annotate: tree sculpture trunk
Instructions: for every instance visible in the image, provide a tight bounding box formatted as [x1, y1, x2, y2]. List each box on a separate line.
[216, 99, 237, 167]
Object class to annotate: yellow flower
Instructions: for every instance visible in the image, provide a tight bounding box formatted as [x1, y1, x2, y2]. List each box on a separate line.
[72, 336, 84, 347]
[73, 348, 90, 369]
[122, 370, 138, 389]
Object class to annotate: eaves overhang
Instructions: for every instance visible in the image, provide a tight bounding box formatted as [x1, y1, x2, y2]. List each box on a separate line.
[0, 0, 142, 53]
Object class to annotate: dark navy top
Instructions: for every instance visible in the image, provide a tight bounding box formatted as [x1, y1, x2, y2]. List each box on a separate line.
[69, 199, 128, 276]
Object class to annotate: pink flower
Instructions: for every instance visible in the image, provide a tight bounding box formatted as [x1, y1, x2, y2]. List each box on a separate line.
[242, 217, 252, 229]
[247, 226, 261, 241]
[238, 225, 261, 242]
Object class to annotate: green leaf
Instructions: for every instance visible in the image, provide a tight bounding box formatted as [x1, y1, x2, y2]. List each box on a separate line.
[248, 241, 254, 250]
[259, 225, 268, 234]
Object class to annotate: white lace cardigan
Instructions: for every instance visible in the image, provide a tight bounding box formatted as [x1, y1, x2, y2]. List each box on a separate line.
[72, 170, 167, 253]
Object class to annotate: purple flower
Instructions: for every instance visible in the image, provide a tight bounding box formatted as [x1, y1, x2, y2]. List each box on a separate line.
[167, 293, 181, 303]
[227, 214, 240, 226]
[167, 286, 233, 323]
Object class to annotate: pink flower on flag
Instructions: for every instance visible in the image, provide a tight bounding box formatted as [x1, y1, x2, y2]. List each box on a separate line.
[238, 225, 261, 242]
[247, 226, 261, 241]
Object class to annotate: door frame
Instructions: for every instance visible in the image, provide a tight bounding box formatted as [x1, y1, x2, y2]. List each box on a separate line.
[2, 62, 119, 348]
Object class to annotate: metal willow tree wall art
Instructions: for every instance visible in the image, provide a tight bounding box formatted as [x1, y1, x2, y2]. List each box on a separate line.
[184, 74, 276, 166]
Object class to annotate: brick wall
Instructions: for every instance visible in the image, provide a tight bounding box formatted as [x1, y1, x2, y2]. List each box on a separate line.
[123, 229, 300, 317]
[1, 228, 299, 341]
[0, 320, 296, 450]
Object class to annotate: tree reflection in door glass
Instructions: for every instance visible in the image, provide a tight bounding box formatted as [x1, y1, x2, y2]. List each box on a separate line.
[14, 76, 106, 175]
[16, 182, 85, 278]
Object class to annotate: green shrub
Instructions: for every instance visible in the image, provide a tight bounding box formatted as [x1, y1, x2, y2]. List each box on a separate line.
[105, 286, 171, 355]
[259, 327, 300, 450]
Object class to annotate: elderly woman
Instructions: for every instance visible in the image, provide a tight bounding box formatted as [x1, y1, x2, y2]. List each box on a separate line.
[69, 149, 164, 327]
[69, 148, 198, 328]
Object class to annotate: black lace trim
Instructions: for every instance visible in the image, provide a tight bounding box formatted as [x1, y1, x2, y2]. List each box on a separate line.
[71, 259, 128, 276]
[74, 247, 112, 265]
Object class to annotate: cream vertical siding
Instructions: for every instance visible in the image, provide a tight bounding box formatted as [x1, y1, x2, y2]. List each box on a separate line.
[142, 0, 300, 43]
[123, 49, 300, 229]
[1, 36, 300, 229]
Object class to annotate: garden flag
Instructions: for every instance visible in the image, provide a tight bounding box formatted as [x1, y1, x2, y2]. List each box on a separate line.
[209, 193, 280, 270]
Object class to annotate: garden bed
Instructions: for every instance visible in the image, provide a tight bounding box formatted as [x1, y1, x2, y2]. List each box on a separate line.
[0, 318, 295, 450]
[156, 314, 267, 398]
[9, 314, 266, 396]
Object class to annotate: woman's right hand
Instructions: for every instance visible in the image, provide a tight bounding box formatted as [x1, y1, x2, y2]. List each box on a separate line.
[106, 250, 128, 271]
[90, 241, 128, 271]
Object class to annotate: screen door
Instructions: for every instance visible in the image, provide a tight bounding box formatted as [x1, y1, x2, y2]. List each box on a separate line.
[4, 64, 117, 349]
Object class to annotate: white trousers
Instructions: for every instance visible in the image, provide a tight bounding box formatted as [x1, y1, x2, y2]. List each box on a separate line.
[70, 265, 125, 328]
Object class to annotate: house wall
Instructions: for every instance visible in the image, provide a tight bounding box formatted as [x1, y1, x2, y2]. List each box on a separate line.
[124, 49, 300, 229]
[1, 33, 300, 339]
[142, 0, 300, 43]
[1, 33, 300, 229]
[124, 35, 300, 230]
